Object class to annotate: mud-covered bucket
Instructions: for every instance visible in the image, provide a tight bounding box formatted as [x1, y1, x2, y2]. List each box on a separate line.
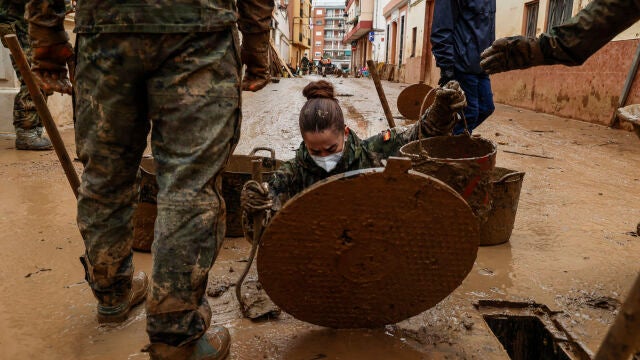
[132, 157, 157, 252]
[480, 167, 525, 246]
[222, 147, 282, 237]
[399, 134, 497, 220]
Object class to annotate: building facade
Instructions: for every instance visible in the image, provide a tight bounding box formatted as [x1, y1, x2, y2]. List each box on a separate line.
[289, 0, 313, 68]
[343, 0, 375, 71]
[312, 0, 351, 69]
[273, 0, 292, 66]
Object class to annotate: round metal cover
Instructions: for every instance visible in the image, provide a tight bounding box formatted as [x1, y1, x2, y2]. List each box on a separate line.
[397, 83, 435, 120]
[257, 158, 480, 328]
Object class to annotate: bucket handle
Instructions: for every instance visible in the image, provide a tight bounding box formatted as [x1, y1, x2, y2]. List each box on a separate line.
[249, 147, 276, 160]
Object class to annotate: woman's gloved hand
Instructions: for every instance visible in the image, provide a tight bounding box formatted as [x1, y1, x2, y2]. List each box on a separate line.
[421, 80, 467, 135]
[241, 180, 273, 215]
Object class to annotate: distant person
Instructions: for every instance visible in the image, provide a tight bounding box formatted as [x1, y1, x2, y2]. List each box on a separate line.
[301, 53, 310, 75]
[481, 0, 640, 73]
[431, 0, 496, 134]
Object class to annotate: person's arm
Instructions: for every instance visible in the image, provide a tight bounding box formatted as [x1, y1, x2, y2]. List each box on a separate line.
[24, 0, 73, 94]
[481, 0, 640, 74]
[267, 160, 304, 210]
[430, 0, 458, 86]
[364, 80, 467, 156]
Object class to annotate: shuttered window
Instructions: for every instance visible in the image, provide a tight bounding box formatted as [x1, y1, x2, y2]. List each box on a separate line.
[524, 1, 539, 37]
[547, 0, 573, 31]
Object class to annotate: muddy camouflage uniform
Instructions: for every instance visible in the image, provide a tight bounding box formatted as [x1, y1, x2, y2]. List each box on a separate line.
[269, 121, 435, 205]
[26, 0, 272, 349]
[0, 0, 46, 131]
[537, 0, 640, 65]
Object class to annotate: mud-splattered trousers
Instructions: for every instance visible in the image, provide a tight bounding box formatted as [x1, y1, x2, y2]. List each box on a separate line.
[0, 0, 46, 131]
[73, 31, 241, 347]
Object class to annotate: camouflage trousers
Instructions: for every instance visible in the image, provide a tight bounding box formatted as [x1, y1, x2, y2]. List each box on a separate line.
[2, 19, 45, 130]
[75, 29, 241, 347]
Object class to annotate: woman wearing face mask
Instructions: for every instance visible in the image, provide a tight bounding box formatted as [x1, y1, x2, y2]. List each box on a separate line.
[242, 79, 466, 212]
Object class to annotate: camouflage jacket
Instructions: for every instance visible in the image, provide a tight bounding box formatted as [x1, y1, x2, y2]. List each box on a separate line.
[540, 0, 640, 65]
[25, 0, 273, 47]
[268, 121, 433, 205]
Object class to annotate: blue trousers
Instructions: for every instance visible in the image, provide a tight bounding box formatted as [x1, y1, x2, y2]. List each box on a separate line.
[453, 72, 495, 135]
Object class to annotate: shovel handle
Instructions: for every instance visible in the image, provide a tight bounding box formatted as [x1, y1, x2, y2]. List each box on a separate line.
[4, 34, 80, 198]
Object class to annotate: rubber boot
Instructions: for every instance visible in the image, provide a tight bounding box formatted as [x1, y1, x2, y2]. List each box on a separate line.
[143, 326, 231, 360]
[97, 271, 149, 324]
[241, 32, 270, 92]
[15, 127, 53, 151]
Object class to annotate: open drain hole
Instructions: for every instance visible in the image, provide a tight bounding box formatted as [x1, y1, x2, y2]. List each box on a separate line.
[476, 300, 591, 360]
[484, 315, 572, 360]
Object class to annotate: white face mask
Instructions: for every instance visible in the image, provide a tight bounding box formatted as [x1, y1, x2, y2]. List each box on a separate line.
[310, 150, 343, 172]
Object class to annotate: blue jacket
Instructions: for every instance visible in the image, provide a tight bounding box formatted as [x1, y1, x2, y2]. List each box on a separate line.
[431, 0, 496, 75]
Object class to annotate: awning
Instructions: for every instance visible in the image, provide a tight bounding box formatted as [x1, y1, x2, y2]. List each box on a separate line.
[342, 20, 373, 44]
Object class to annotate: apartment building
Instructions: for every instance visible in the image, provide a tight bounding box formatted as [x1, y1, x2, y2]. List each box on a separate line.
[289, 0, 313, 67]
[312, 0, 351, 69]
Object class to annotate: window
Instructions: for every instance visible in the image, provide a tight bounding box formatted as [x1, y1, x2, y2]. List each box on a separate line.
[315, 41, 322, 46]
[385, 24, 390, 63]
[315, 52, 322, 57]
[410, 27, 417, 57]
[316, 9, 323, 15]
[316, 31, 322, 36]
[547, 0, 573, 31]
[316, 20, 323, 25]
[524, 1, 539, 37]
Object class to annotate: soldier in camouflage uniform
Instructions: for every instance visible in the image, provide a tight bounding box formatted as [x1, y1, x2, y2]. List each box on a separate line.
[241, 80, 466, 211]
[0, 0, 53, 150]
[480, 0, 640, 73]
[26, 0, 273, 358]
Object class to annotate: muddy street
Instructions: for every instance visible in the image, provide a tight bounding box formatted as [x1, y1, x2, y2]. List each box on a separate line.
[1, 75, 639, 359]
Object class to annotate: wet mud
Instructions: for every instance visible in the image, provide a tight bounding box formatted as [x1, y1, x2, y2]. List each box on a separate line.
[1, 75, 640, 359]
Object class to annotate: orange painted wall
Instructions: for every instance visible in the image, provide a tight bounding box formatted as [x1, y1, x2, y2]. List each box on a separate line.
[490, 38, 640, 126]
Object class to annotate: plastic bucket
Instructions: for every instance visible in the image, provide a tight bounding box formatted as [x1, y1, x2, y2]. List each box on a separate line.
[479, 167, 525, 246]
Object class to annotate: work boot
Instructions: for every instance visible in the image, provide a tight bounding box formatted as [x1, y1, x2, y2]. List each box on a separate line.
[144, 326, 231, 360]
[15, 127, 53, 151]
[97, 271, 149, 324]
[241, 32, 270, 92]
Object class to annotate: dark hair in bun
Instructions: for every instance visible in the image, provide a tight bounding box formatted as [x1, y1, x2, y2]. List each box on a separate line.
[302, 80, 335, 100]
[299, 81, 344, 134]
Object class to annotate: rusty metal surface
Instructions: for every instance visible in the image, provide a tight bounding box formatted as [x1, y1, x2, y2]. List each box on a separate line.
[397, 83, 434, 120]
[257, 157, 480, 328]
[480, 167, 525, 246]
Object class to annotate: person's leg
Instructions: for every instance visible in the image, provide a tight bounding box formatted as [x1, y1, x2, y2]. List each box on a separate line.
[452, 72, 480, 135]
[75, 33, 150, 318]
[474, 74, 495, 131]
[10, 20, 52, 150]
[144, 29, 241, 355]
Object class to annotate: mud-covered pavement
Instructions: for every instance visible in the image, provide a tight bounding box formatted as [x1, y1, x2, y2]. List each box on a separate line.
[1, 75, 639, 359]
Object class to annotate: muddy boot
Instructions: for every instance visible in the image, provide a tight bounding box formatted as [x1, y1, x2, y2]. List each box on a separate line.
[143, 326, 231, 360]
[15, 127, 53, 151]
[241, 32, 270, 92]
[97, 271, 149, 324]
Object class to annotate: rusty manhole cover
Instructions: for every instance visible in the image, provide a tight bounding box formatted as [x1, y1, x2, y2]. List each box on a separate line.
[397, 83, 435, 120]
[257, 158, 480, 328]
